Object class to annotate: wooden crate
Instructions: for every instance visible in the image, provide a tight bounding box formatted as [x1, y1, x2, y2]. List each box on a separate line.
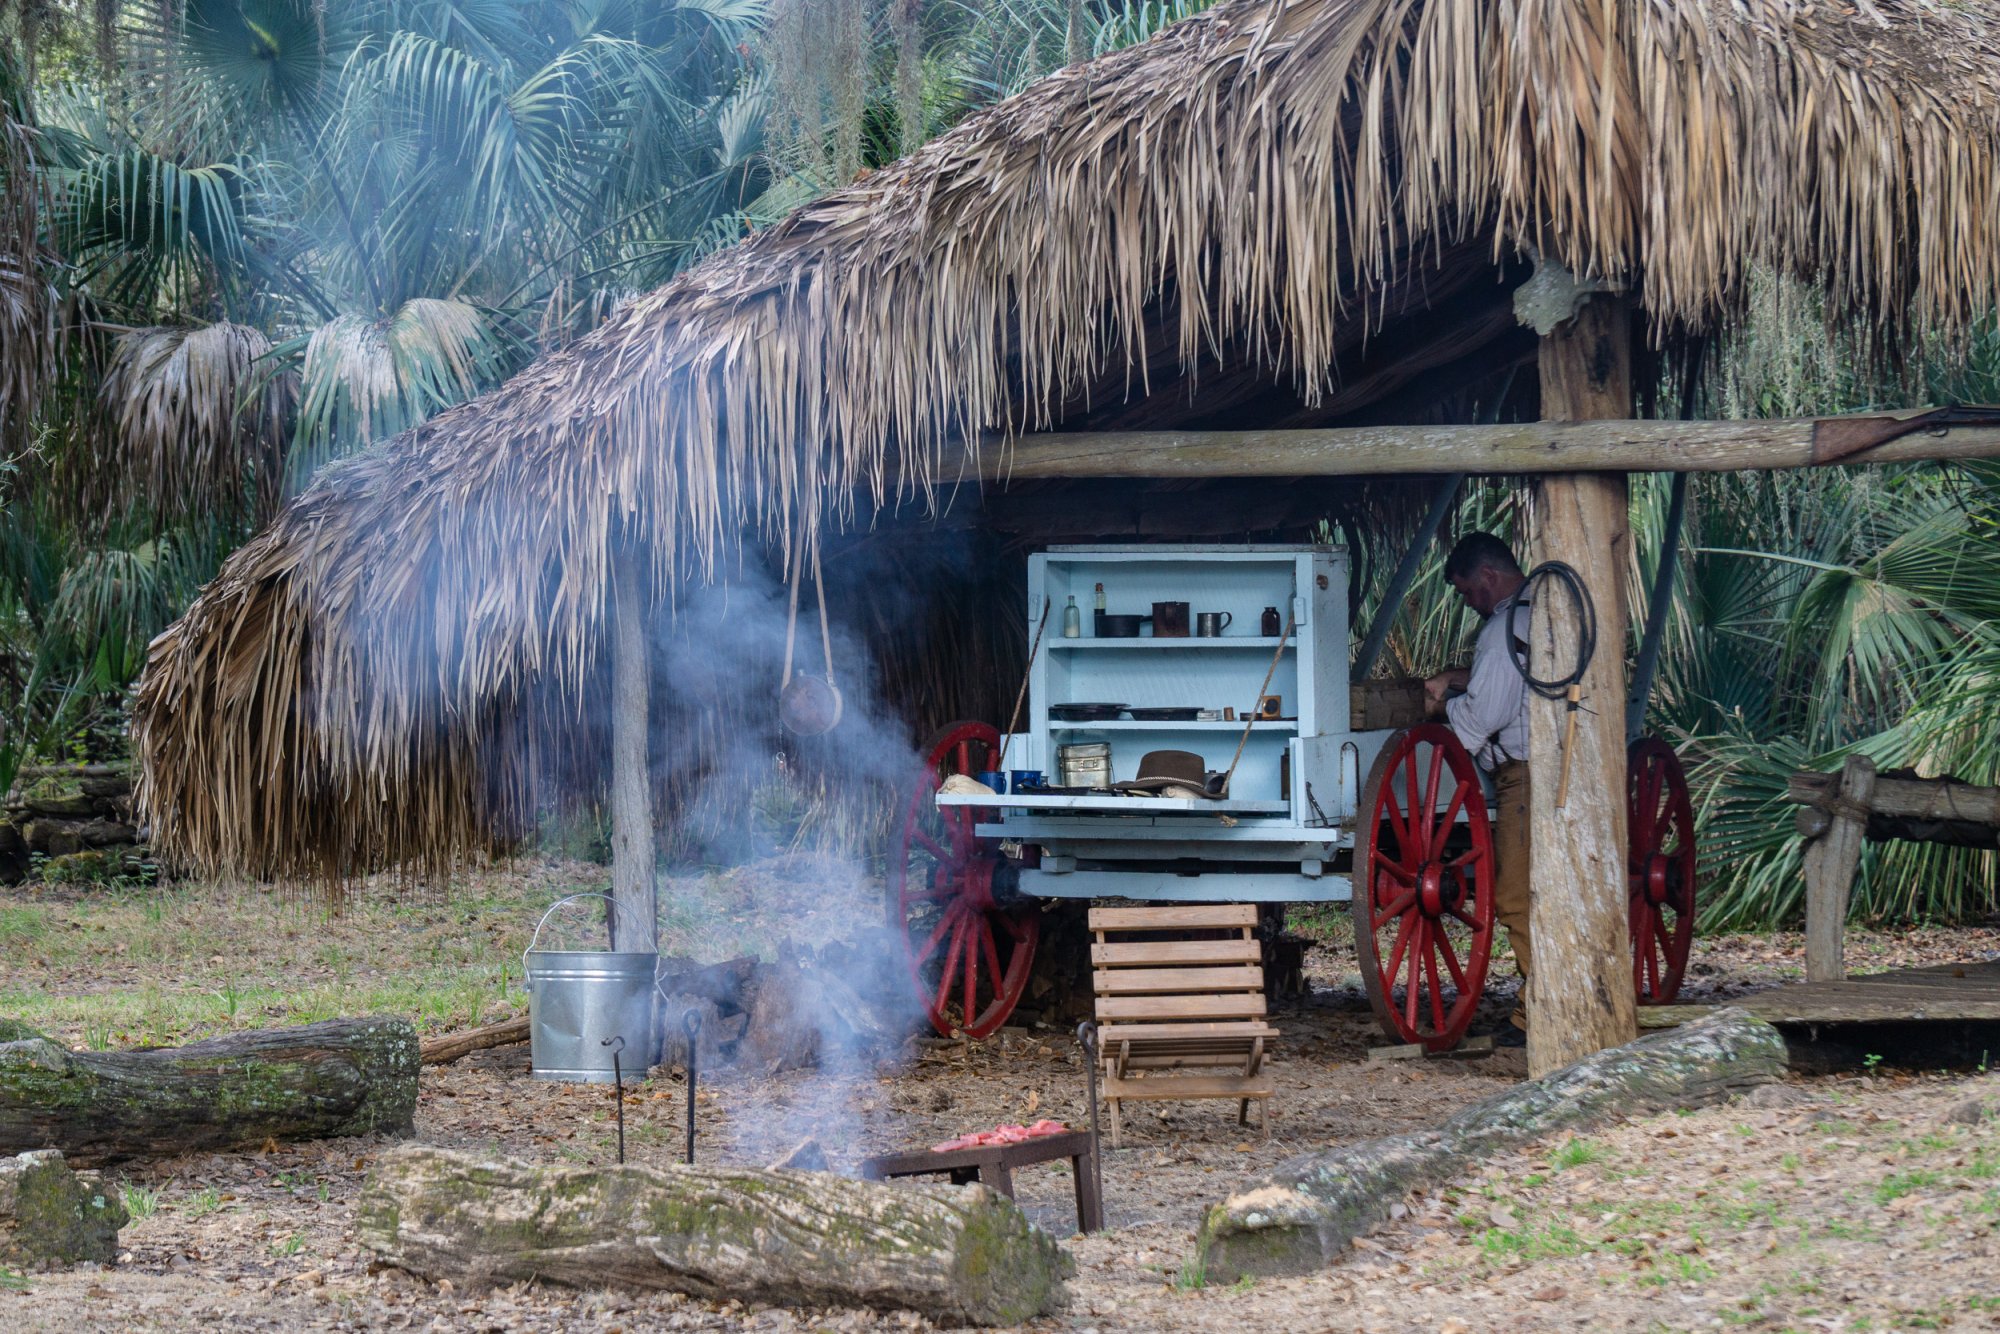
[1350, 678, 1426, 731]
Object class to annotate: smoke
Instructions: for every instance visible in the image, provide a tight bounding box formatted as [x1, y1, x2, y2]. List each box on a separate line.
[649, 530, 982, 1167]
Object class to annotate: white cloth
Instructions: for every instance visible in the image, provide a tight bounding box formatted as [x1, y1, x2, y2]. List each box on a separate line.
[1444, 592, 1531, 771]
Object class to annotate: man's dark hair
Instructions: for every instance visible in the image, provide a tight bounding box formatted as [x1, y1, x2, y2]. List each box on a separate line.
[1443, 532, 1522, 581]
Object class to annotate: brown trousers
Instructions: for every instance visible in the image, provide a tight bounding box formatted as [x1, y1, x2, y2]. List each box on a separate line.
[1491, 761, 1532, 1003]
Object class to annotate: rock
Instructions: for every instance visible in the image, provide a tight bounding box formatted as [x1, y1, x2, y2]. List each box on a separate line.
[77, 777, 129, 799]
[1739, 1083, 1817, 1110]
[71, 820, 139, 849]
[768, 1138, 829, 1172]
[1945, 1097, 1995, 1126]
[19, 820, 81, 857]
[17, 794, 98, 819]
[0, 1150, 127, 1267]
[0, 822, 26, 886]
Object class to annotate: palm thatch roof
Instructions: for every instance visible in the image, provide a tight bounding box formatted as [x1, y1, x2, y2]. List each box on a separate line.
[135, 0, 2000, 879]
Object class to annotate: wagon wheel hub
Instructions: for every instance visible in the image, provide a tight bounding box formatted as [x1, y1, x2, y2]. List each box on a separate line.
[1643, 853, 1674, 906]
[1417, 863, 1447, 918]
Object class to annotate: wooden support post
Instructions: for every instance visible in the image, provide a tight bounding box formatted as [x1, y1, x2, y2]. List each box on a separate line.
[1526, 293, 1638, 1078]
[1803, 756, 1876, 983]
[609, 547, 657, 953]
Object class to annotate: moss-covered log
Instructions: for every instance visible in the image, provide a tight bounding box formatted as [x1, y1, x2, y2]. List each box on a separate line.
[1198, 1008, 1786, 1281]
[0, 1018, 417, 1164]
[357, 1146, 1070, 1326]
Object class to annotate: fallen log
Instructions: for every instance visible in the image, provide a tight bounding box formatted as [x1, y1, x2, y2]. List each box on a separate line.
[419, 1016, 530, 1066]
[0, 1018, 418, 1164]
[1197, 1008, 1785, 1282]
[357, 1145, 1070, 1326]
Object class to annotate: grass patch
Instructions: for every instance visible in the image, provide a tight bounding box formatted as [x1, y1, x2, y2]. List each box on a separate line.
[118, 1182, 161, 1219]
[1172, 1253, 1207, 1291]
[1876, 1169, 1944, 1204]
[1548, 1137, 1605, 1171]
[181, 1187, 224, 1220]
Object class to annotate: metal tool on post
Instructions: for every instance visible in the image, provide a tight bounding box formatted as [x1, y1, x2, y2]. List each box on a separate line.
[682, 1008, 703, 1165]
[1075, 1021, 1106, 1209]
[601, 1035, 627, 1164]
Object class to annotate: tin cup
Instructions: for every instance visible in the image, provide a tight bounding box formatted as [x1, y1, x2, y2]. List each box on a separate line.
[1195, 611, 1233, 637]
[978, 770, 1007, 793]
[1010, 769, 1044, 792]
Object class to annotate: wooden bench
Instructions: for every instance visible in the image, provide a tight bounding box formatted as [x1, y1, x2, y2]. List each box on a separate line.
[1088, 904, 1277, 1147]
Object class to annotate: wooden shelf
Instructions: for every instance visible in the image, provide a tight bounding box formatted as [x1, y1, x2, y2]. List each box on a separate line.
[1046, 719, 1297, 732]
[1047, 637, 1291, 650]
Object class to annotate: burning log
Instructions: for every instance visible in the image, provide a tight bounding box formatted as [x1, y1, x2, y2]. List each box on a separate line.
[357, 1146, 1071, 1326]
[1196, 1008, 1786, 1281]
[0, 1018, 418, 1164]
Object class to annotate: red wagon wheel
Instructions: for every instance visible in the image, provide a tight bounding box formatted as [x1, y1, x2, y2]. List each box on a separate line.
[1628, 736, 1698, 1005]
[1353, 724, 1496, 1052]
[892, 720, 1039, 1040]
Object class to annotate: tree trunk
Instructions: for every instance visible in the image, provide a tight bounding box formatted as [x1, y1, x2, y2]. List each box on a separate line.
[1526, 293, 1637, 1077]
[0, 1019, 417, 1165]
[357, 1146, 1071, 1327]
[1196, 1008, 1785, 1282]
[609, 547, 657, 953]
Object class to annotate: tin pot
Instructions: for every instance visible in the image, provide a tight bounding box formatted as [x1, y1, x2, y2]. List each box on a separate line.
[1098, 613, 1150, 637]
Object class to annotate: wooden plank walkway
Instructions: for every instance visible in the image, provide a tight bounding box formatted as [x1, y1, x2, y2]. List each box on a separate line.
[1638, 959, 2000, 1029]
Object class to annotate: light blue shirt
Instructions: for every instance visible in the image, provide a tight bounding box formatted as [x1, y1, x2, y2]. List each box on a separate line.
[1444, 591, 1531, 770]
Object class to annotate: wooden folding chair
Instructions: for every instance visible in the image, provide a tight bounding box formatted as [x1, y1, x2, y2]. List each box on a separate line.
[1088, 904, 1277, 1146]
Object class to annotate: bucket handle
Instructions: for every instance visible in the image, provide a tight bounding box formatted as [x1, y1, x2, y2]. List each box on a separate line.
[522, 892, 618, 983]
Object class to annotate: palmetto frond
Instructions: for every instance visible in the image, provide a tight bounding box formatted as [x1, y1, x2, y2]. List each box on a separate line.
[293, 297, 510, 465]
[94, 322, 295, 523]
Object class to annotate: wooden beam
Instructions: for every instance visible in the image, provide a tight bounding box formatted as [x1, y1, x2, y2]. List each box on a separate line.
[1803, 757, 1877, 984]
[609, 548, 657, 953]
[951, 411, 2000, 482]
[1525, 294, 1638, 1078]
[1787, 769, 2000, 826]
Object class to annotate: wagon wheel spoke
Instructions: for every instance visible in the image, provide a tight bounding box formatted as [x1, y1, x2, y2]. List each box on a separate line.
[934, 918, 968, 1020]
[1435, 927, 1468, 992]
[1422, 933, 1447, 1033]
[1431, 779, 1472, 860]
[912, 904, 957, 965]
[1422, 743, 1445, 826]
[962, 917, 982, 1029]
[910, 825, 950, 863]
[1383, 910, 1415, 988]
[1372, 887, 1416, 930]
[1402, 919, 1425, 1033]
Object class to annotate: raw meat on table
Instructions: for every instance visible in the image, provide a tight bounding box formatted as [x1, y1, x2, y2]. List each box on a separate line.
[929, 1119, 1068, 1153]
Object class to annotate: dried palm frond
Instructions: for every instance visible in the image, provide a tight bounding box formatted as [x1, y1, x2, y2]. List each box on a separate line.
[91, 322, 294, 524]
[135, 0, 2000, 881]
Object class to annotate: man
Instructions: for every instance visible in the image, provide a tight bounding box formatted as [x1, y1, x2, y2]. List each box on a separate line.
[1424, 532, 1532, 1040]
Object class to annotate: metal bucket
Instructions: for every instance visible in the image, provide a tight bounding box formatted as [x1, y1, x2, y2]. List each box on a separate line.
[524, 894, 659, 1083]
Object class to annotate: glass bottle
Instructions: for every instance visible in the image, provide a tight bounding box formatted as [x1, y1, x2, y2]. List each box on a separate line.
[1093, 581, 1106, 636]
[1062, 594, 1081, 638]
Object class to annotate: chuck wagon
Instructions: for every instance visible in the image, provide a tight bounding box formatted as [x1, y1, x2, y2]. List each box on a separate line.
[893, 542, 1698, 1052]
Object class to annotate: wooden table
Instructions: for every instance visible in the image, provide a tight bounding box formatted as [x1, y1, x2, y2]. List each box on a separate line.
[858, 1130, 1104, 1234]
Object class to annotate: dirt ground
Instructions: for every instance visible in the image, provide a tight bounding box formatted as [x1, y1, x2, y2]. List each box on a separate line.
[5, 861, 2000, 1332]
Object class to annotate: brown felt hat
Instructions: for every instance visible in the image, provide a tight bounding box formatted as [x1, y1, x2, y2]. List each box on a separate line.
[1114, 750, 1228, 799]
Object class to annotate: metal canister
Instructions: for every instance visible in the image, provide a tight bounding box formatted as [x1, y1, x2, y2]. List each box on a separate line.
[1059, 742, 1112, 789]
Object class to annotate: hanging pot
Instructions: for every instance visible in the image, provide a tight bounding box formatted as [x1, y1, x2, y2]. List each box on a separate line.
[779, 674, 844, 735]
[778, 525, 845, 737]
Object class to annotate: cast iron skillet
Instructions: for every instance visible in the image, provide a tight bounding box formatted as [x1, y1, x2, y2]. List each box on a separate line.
[1049, 702, 1127, 722]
